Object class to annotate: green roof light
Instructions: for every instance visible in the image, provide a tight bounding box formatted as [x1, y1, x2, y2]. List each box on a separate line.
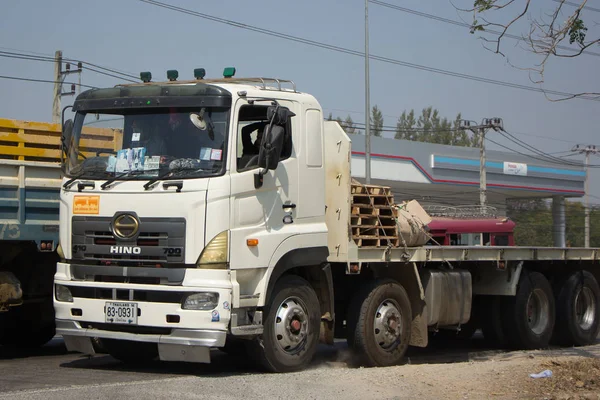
[194, 68, 206, 80]
[140, 71, 152, 83]
[167, 69, 179, 81]
[223, 67, 236, 78]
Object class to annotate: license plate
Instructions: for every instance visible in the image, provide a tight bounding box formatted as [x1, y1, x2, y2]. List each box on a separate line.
[105, 302, 138, 325]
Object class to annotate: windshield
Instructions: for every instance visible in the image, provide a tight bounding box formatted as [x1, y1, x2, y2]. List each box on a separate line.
[65, 107, 229, 181]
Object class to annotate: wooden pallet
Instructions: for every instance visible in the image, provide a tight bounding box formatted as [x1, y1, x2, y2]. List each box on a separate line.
[351, 183, 391, 196]
[352, 236, 400, 247]
[350, 181, 401, 248]
[352, 225, 398, 237]
[351, 194, 394, 207]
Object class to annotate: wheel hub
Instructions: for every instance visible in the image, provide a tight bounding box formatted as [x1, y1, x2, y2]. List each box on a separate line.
[526, 288, 550, 335]
[374, 299, 402, 350]
[575, 286, 596, 331]
[274, 296, 309, 354]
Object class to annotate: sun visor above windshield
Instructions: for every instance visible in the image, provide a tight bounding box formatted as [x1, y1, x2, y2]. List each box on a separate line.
[73, 83, 232, 112]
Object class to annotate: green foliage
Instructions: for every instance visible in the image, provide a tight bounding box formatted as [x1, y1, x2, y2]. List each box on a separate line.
[569, 18, 587, 45]
[473, 0, 494, 12]
[344, 115, 357, 134]
[395, 107, 473, 147]
[371, 105, 384, 137]
[507, 199, 600, 247]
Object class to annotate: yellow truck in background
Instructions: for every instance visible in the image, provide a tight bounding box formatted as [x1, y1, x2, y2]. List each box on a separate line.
[0, 118, 120, 348]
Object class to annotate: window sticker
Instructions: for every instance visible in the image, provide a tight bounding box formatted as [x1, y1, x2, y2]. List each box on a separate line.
[210, 149, 223, 161]
[144, 156, 160, 175]
[199, 147, 211, 161]
[106, 148, 147, 173]
[132, 132, 141, 142]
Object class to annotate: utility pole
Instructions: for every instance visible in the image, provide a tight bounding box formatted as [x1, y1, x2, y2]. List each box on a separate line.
[571, 144, 598, 248]
[364, 0, 371, 184]
[459, 118, 504, 213]
[52, 50, 82, 123]
[52, 51, 63, 124]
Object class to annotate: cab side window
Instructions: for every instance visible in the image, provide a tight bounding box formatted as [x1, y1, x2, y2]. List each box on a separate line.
[236, 105, 293, 172]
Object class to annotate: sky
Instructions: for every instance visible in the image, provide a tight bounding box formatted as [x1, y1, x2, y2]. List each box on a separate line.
[1, 0, 599, 200]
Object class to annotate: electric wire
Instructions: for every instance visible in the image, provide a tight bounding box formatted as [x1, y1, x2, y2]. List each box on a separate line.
[370, 0, 600, 58]
[0, 74, 97, 89]
[137, 0, 600, 102]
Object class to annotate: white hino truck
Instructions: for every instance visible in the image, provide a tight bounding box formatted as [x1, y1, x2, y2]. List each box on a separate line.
[55, 69, 600, 372]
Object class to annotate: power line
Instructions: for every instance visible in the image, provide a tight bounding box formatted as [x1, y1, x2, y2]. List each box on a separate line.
[369, 0, 600, 58]
[498, 129, 600, 167]
[0, 50, 139, 82]
[137, 0, 600, 102]
[0, 74, 97, 89]
[552, 0, 600, 13]
[326, 108, 582, 145]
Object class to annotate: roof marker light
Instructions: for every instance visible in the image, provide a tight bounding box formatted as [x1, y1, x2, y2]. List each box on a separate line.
[140, 71, 152, 83]
[194, 68, 206, 80]
[167, 70, 179, 81]
[223, 67, 236, 78]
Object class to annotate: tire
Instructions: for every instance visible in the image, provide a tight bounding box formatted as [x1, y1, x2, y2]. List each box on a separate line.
[247, 275, 321, 373]
[102, 339, 158, 365]
[552, 270, 600, 346]
[502, 271, 555, 350]
[346, 279, 412, 367]
[0, 301, 56, 348]
[480, 296, 510, 348]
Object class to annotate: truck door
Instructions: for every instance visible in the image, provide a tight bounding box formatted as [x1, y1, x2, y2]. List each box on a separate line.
[229, 100, 300, 273]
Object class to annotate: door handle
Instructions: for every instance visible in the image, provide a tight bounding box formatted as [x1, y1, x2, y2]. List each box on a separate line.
[77, 182, 95, 192]
[163, 181, 183, 192]
[282, 203, 296, 210]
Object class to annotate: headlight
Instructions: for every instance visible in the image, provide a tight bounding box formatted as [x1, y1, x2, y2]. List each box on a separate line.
[56, 243, 65, 260]
[182, 292, 219, 310]
[55, 284, 73, 302]
[196, 231, 228, 269]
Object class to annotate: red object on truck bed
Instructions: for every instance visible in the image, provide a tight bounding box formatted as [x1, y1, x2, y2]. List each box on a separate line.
[427, 217, 516, 246]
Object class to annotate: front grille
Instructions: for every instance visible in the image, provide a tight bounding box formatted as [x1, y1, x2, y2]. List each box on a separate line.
[68, 285, 185, 303]
[71, 264, 185, 285]
[91, 231, 166, 246]
[72, 216, 185, 264]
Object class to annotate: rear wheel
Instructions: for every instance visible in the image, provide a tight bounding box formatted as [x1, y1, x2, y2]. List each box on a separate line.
[553, 270, 600, 346]
[502, 271, 555, 350]
[247, 275, 321, 373]
[346, 279, 412, 367]
[102, 339, 158, 365]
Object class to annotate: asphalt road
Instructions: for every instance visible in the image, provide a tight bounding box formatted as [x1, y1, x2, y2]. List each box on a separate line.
[1, 336, 599, 400]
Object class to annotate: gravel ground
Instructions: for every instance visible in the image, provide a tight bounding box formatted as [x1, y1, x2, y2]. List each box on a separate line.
[1, 338, 599, 400]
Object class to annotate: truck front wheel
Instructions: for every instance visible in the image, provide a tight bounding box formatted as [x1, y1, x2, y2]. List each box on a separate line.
[553, 270, 600, 346]
[502, 271, 555, 350]
[248, 275, 321, 373]
[346, 279, 412, 367]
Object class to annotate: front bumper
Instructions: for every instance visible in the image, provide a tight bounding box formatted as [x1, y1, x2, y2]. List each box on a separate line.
[58, 319, 225, 363]
[54, 262, 233, 363]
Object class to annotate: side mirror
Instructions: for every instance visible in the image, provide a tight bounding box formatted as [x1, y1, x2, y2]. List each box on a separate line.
[61, 119, 74, 165]
[257, 125, 284, 171]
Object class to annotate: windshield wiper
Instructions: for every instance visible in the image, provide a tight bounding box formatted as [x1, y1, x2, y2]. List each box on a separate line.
[63, 168, 108, 190]
[143, 166, 205, 191]
[101, 169, 158, 190]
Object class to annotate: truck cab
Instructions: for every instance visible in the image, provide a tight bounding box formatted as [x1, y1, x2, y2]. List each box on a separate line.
[55, 72, 328, 369]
